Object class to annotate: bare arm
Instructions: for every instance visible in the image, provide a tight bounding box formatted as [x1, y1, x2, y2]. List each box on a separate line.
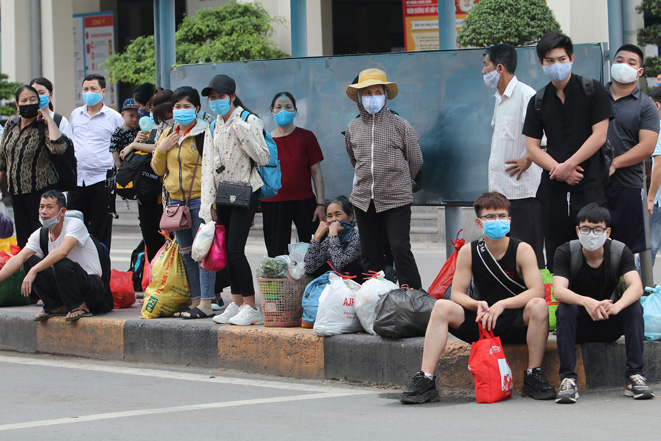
[610, 129, 658, 175]
[605, 270, 643, 316]
[21, 236, 78, 296]
[449, 244, 481, 310]
[550, 119, 609, 181]
[648, 155, 661, 214]
[526, 136, 556, 171]
[0, 247, 34, 284]
[553, 275, 609, 321]
[310, 162, 325, 222]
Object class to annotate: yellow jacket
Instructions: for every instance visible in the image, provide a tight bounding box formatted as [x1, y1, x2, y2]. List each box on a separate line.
[151, 119, 207, 201]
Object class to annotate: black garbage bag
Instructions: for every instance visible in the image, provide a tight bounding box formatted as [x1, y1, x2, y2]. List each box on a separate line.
[373, 288, 437, 339]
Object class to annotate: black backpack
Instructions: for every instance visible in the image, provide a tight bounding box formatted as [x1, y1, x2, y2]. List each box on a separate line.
[39, 226, 113, 311]
[115, 129, 162, 201]
[533, 75, 614, 185]
[6, 115, 78, 191]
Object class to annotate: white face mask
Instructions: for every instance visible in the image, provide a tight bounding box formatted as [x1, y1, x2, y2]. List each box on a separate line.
[578, 230, 607, 252]
[39, 209, 62, 230]
[483, 69, 500, 88]
[361, 94, 386, 115]
[611, 63, 641, 84]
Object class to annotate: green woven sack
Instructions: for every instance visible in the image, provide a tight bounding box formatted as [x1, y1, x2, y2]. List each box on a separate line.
[0, 270, 28, 307]
[540, 269, 558, 331]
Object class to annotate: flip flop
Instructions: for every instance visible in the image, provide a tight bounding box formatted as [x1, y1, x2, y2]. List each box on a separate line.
[33, 311, 65, 322]
[172, 308, 191, 318]
[65, 308, 92, 322]
[181, 307, 215, 320]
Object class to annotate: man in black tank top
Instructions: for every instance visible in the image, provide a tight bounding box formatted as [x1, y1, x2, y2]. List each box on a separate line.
[402, 192, 555, 404]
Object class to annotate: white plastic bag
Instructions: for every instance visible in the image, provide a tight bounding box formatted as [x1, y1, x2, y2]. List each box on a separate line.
[191, 221, 215, 261]
[288, 242, 309, 280]
[355, 271, 398, 335]
[313, 272, 363, 336]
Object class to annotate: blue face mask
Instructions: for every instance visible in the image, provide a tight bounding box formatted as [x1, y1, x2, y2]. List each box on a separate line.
[173, 109, 197, 126]
[273, 110, 296, 127]
[542, 61, 572, 82]
[138, 109, 150, 117]
[209, 98, 231, 116]
[83, 91, 103, 106]
[39, 95, 50, 109]
[361, 94, 386, 115]
[482, 219, 510, 240]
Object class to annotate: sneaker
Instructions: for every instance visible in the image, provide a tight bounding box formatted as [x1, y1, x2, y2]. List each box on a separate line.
[400, 372, 440, 404]
[213, 301, 240, 324]
[556, 377, 579, 404]
[228, 304, 263, 326]
[625, 374, 654, 400]
[521, 367, 556, 400]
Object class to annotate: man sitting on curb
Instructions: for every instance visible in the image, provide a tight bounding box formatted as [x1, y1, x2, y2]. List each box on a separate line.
[401, 192, 555, 404]
[553, 203, 653, 403]
[0, 190, 113, 321]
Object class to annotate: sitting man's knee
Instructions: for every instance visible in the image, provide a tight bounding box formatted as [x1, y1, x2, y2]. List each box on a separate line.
[431, 299, 455, 321]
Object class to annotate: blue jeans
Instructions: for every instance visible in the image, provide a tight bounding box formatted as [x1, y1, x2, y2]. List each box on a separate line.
[169, 197, 216, 300]
[650, 204, 661, 267]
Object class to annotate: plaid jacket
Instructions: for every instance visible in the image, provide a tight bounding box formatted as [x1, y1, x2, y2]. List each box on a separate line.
[344, 97, 423, 213]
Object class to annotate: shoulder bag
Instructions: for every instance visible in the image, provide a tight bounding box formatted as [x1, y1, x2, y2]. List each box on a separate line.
[159, 146, 199, 232]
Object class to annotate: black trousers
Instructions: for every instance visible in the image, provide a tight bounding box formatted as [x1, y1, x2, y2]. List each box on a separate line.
[509, 197, 544, 269]
[23, 255, 113, 313]
[216, 189, 260, 296]
[67, 181, 113, 250]
[261, 197, 317, 258]
[138, 199, 165, 262]
[556, 300, 645, 380]
[11, 185, 55, 248]
[354, 202, 422, 289]
[537, 184, 606, 271]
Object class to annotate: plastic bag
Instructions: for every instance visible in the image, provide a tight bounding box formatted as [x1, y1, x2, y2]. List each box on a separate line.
[192, 221, 215, 261]
[373, 287, 437, 339]
[643, 286, 661, 341]
[302, 272, 331, 326]
[355, 271, 398, 335]
[428, 230, 464, 299]
[541, 269, 558, 331]
[142, 255, 151, 292]
[141, 239, 191, 318]
[288, 242, 309, 280]
[0, 202, 14, 239]
[110, 269, 136, 309]
[201, 224, 226, 271]
[313, 272, 363, 336]
[256, 255, 290, 278]
[468, 325, 513, 403]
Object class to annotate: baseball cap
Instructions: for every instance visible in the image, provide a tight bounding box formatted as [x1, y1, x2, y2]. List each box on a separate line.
[201, 74, 236, 97]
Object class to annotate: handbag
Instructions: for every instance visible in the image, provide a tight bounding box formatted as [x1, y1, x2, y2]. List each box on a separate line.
[216, 181, 252, 208]
[159, 149, 199, 232]
[200, 224, 227, 271]
[467, 325, 514, 403]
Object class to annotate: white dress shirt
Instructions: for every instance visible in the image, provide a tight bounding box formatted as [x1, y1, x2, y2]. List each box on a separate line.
[69, 104, 123, 186]
[489, 76, 542, 200]
[50, 111, 73, 140]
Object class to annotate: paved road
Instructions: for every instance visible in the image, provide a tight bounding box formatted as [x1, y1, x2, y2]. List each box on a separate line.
[0, 352, 658, 440]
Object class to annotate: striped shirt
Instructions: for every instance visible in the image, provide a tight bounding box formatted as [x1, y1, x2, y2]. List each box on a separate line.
[489, 76, 541, 200]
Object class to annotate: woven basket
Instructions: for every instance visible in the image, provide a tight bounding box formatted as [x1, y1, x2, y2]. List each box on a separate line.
[257, 277, 311, 327]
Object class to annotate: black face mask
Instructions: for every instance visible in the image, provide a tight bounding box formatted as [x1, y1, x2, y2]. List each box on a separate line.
[19, 103, 39, 119]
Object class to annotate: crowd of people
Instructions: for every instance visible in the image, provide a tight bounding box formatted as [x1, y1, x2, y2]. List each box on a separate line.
[0, 30, 656, 404]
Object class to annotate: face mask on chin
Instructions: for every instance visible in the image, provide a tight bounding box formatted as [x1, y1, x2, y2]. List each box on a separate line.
[39, 209, 62, 230]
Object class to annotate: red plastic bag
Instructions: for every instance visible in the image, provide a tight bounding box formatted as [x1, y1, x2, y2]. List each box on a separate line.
[428, 230, 464, 299]
[468, 325, 513, 403]
[0, 251, 11, 269]
[110, 269, 136, 309]
[142, 245, 151, 292]
[201, 224, 226, 271]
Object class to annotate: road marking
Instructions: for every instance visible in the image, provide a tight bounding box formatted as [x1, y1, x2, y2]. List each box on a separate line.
[0, 392, 361, 432]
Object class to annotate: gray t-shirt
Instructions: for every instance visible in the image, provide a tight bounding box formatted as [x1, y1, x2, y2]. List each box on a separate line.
[606, 84, 660, 188]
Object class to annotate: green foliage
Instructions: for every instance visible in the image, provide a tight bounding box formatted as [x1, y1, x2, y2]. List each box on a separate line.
[643, 55, 661, 78]
[104, 1, 288, 84]
[457, 0, 562, 48]
[637, 0, 661, 18]
[638, 23, 661, 46]
[637, 1, 661, 77]
[0, 73, 24, 117]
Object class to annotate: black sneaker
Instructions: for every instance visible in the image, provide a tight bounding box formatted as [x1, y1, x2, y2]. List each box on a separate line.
[625, 374, 654, 400]
[400, 372, 440, 404]
[556, 377, 579, 404]
[521, 367, 556, 400]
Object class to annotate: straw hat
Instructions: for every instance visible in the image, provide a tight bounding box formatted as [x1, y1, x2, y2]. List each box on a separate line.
[346, 68, 398, 102]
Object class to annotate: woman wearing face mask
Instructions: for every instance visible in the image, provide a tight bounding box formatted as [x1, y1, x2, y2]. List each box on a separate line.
[304, 196, 362, 282]
[151, 86, 216, 319]
[258, 91, 325, 258]
[0, 85, 72, 248]
[29, 77, 73, 140]
[200, 74, 270, 326]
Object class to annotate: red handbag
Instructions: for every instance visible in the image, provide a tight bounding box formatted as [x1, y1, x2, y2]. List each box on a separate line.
[468, 325, 513, 403]
[159, 154, 199, 232]
[201, 224, 226, 271]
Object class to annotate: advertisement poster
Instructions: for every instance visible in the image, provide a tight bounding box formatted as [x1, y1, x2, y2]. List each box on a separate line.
[402, 0, 481, 51]
[72, 12, 117, 109]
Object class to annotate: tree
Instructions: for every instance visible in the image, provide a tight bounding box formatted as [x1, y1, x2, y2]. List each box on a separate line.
[0, 73, 24, 117]
[637, 0, 661, 78]
[457, 0, 562, 48]
[104, 1, 288, 85]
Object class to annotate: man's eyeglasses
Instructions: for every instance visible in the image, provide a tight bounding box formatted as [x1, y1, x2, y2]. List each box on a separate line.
[578, 226, 607, 234]
[480, 213, 509, 221]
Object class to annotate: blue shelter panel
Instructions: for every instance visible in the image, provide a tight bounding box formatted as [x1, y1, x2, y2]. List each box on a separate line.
[170, 44, 605, 205]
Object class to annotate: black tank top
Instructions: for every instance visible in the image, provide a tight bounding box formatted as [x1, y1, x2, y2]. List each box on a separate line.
[471, 237, 524, 305]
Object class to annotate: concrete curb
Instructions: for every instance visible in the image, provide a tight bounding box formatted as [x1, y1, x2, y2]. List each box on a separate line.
[1, 307, 660, 392]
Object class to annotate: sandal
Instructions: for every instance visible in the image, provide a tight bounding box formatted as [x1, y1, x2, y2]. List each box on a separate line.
[33, 310, 65, 322]
[65, 308, 92, 322]
[181, 307, 215, 320]
[172, 308, 191, 318]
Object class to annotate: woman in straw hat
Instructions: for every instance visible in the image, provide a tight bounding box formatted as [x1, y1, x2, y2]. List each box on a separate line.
[344, 68, 424, 289]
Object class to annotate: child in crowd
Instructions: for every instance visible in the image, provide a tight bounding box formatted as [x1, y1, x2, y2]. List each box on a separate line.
[109, 98, 141, 169]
